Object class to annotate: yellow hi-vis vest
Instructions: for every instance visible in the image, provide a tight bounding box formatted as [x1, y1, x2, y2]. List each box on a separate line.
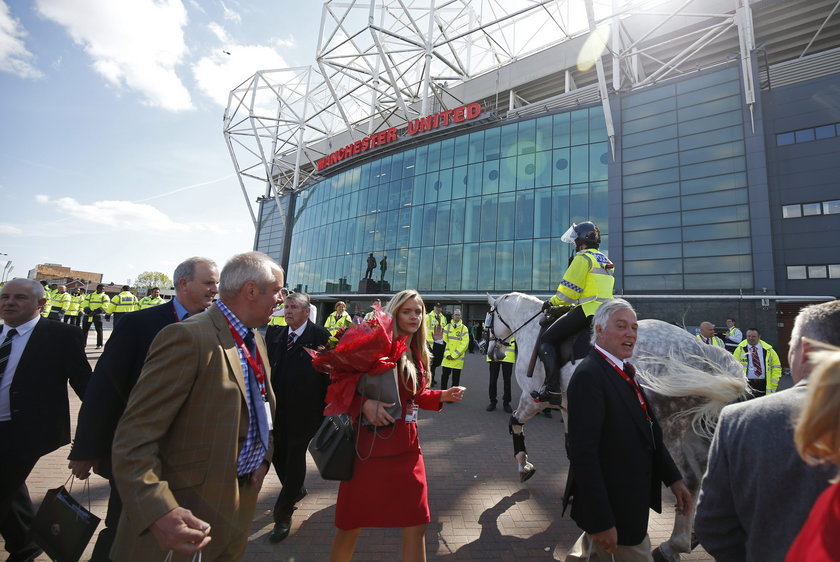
[268, 303, 287, 326]
[425, 311, 448, 343]
[696, 334, 725, 348]
[138, 296, 165, 310]
[49, 291, 71, 315]
[41, 288, 55, 317]
[487, 337, 517, 364]
[112, 291, 138, 313]
[67, 294, 83, 316]
[734, 340, 783, 394]
[84, 292, 111, 314]
[549, 249, 615, 316]
[441, 321, 470, 369]
[324, 310, 352, 336]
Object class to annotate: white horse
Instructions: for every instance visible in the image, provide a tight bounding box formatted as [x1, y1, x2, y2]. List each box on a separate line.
[485, 292, 748, 561]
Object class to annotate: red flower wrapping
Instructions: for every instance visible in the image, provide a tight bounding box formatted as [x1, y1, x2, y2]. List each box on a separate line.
[305, 305, 407, 415]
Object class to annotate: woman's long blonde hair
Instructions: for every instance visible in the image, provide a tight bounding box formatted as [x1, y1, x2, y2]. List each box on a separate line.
[795, 344, 840, 481]
[385, 289, 431, 393]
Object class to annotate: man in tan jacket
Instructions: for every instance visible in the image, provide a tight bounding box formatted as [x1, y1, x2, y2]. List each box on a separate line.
[111, 252, 283, 561]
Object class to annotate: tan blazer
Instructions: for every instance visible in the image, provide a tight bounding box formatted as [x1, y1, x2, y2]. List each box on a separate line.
[111, 305, 275, 561]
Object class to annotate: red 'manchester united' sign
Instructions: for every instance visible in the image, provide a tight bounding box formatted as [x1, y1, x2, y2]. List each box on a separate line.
[316, 102, 482, 171]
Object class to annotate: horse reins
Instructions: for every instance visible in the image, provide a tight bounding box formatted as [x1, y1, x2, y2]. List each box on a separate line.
[487, 298, 543, 347]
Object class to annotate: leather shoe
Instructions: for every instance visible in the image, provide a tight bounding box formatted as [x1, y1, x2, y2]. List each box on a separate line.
[269, 507, 295, 543]
[486, 403, 496, 411]
[503, 403, 513, 413]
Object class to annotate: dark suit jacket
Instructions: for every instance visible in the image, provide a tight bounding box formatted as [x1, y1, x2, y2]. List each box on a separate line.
[267, 320, 330, 439]
[567, 350, 682, 546]
[69, 301, 180, 472]
[8, 317, 90, 461]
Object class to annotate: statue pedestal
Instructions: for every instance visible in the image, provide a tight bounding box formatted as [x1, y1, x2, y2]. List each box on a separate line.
[358, 278, 378, 294]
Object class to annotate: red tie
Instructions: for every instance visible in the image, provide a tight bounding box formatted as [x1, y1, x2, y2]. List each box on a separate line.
[751, 345, 762, 377]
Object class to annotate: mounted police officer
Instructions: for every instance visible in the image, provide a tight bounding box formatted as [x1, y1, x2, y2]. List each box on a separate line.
[538, 221, 614, 405]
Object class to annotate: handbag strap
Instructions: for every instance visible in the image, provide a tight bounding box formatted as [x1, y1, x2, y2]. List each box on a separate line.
[354, 397, 397, 462]
[164, 550, 202, 562]
[64, 473, 95, 511]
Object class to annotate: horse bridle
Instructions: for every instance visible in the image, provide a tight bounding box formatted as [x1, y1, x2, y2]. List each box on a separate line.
[486, 295, 543, 348]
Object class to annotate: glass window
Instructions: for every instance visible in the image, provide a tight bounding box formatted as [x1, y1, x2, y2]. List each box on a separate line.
[432, 246, 447, 290]
[624, 197, 680, 217]
[464, 197, 481, 243]
[681, 171, 746, 195]
[682, 221, 750, 241]
[680, 125, 743, 151]
[624, 258, 683, 276]
[685, 271, 752, 290]
[534, 188, 553, 238]
[518, 120, 536, 154]
[551, 185, 571, 237]
[824, 200, 840, 215]
[378, 155, 391, 184]
[683, 188, 747, 211]
[515, 191, 534, 238]
[776, 133, 796, 146]
[624, 110, 677, 136]
[409, 205, 424, 247]
[808, 265, 828, 279]
[534, 151, 552, 188]
[532, 239, 551, 290]
[402, 149, 416, 176]
[570, 145, 589, 184]
[439, 138, 455, 169]
[462, 243, 479, 290]
[782, 204, 802, 218]
[466, 162, 483, 197]
[553, 112, 570, 148]
[552, 148, 570, 185]
[497, 192, 515, 240]
[794, 128, 815, 143]
[390, 152, 404, 181]
[623, 124, 679, 149]
[468, 131, 485, 163]
[484, 128, 501, 160]
[399, 178, 412, 208]
[590, 143, 609, 181]
[786, 266, 807, 280]
[483, 161, 500, 194]
[499, 156, 517, 192]
[678, 95, 741, 121]
[480, 195, 498, 242]
[516, 153, 536, 190]
[624, 227, 682, 246]
[446, 245, 463, 290]
[570, 109, 589, 145]
[513, 239, 533, 291]
[684, 239, 751, 258]
[435, 201, 450, 246]
[624, 243, 681, 260]
[406, 248, 421, 288]
[417, 247, 433, 291]
[397, 208, 410, 248]
[624, 183, 679, 204]
[414, 145, 428, 175]
[478, 243, 497, 291]
[411, 175, 426, 206]
[452, 165, 467, 200]
[829, 264, 840, 279]
[815, 125, 836, 140]
[495, 241, 513, 290]
[500, 123, 518, 158]
[803, 203, 822, 216]
[535, 116, 553, 152]
[426, 142, 441, 171]
[682, 204, 748, 226]
[678, 110, 741, 136]
[436, 168, 453, 202]
[450, 198, 465, 245]
[680, 157, 745, 181]
[453, 135, 469, 168]
[623, 168, 679, 190]
[624, 212, 682, 231]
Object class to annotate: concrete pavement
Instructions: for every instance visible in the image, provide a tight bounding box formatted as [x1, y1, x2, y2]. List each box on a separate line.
[7, 328, 714, 561]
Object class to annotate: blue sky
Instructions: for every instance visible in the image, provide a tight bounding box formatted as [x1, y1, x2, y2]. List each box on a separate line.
[0, 0, 317, 285]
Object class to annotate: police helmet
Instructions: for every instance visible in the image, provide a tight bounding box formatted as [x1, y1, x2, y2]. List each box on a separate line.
[561, 221, 601, 248]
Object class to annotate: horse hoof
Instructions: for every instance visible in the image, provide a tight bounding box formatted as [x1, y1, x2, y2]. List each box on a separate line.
[519, 464, 536, 482]
[651, 545, 678, 562]
[651, 547, 666, 562]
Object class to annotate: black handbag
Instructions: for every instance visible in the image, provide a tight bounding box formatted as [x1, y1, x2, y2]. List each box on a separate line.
[30, 478, 101, 562]
[308, 413, 355, 481]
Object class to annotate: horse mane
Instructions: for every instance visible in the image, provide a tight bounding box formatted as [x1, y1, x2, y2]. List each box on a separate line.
[634, 347, 748, 440]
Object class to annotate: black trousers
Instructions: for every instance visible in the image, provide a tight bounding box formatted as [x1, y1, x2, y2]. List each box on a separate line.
[488, 361, 513, 405]
[271, 418, 315, 519]
[88, 477, 121, 562]
[0, 424, 40, 559]
[441, 367, 461, 389]
[429, 342, 445, 383]
[82, 315, 104, 347]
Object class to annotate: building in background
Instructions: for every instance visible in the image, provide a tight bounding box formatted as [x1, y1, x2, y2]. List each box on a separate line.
[28, 263, 104, 292]
[225, 0, 839, 362]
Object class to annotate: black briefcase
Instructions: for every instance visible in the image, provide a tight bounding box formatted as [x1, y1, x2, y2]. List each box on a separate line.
[31, 480, 101, 562]
[308, 414, 356, 481]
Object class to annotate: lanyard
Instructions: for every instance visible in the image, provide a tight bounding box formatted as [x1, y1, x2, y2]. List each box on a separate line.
[222, 316, 266, 397]
[594, 349, 650, 421]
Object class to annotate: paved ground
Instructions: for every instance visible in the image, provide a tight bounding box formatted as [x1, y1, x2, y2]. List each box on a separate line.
[7, 325, 718, 561]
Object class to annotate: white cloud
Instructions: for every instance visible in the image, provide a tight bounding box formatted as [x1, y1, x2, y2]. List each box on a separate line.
[35, 0, 193, 111]
[36, 194, 229, 233]
[192, 22, 288, 107]
[0, 224, 22, 235]
[0, 0, 44, 78]
[221, 1, 241, 24]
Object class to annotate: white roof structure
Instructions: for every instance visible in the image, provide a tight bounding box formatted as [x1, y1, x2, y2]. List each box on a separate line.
[224, 0, 840, 227]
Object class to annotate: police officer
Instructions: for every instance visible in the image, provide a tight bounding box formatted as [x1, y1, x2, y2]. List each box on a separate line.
[47, 285, 71, 321]
[441, 309, 469, 389]
[539, 221, 614, 405]
[487, 337, 516, 413]
[65, 288, 83, 326]
[425, 303, 448, 387]
[734, 328, 782, 397]
[82, 284, 110, 348]
[110, 285, 138, 327]
[138, 287, 165, 309]
[324, 300, 352, 337]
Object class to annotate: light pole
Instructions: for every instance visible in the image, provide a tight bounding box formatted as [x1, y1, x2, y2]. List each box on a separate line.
[2, 261, 13, 283]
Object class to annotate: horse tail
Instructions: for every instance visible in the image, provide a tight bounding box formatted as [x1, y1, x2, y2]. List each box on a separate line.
[634, 350, 748, 440]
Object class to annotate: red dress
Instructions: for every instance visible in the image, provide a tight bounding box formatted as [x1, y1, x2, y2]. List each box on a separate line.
[786, 481, 840, 561]
[334, 361, 443, 530]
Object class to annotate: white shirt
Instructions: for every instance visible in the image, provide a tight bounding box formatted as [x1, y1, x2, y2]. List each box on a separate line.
[746, 344, 765, 379]
[0, 315, 41, 421]
[288, 320, 308, 341]
[594, 343, 629, 372]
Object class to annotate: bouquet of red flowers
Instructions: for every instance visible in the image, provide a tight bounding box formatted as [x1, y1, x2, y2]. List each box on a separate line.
[306, 305, 407, 415]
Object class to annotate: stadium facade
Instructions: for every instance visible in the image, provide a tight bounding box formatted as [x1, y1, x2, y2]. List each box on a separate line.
[225, 0, 840, 360]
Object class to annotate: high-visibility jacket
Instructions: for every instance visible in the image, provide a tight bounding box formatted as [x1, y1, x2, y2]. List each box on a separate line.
[83, 292, 111, 315]
[111, 291, 138, 313]
[268, 303, 287, 326]
[41, 288, 55, 317]
[487, 337, 516, 364]
[734, 340, 783, 394]
[48, 291, 71, 315]
[696, 334, 725, 348]
[324, 310, 352, 336]
[66, 294, 83, 316]
[441, 321, 470, 369]
[425, 311, 448, 343]
[549, 248, 615, 316]
[138, 295, 165, 310]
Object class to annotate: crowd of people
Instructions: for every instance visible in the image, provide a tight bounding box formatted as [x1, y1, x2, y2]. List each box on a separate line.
[2, 221, 839, 561]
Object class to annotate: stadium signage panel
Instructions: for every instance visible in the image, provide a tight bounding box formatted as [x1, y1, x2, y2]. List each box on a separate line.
[316, 102, 482, 171]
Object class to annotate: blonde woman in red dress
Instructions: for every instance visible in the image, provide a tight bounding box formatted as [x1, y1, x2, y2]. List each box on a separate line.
[330, 289, 466, 562]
